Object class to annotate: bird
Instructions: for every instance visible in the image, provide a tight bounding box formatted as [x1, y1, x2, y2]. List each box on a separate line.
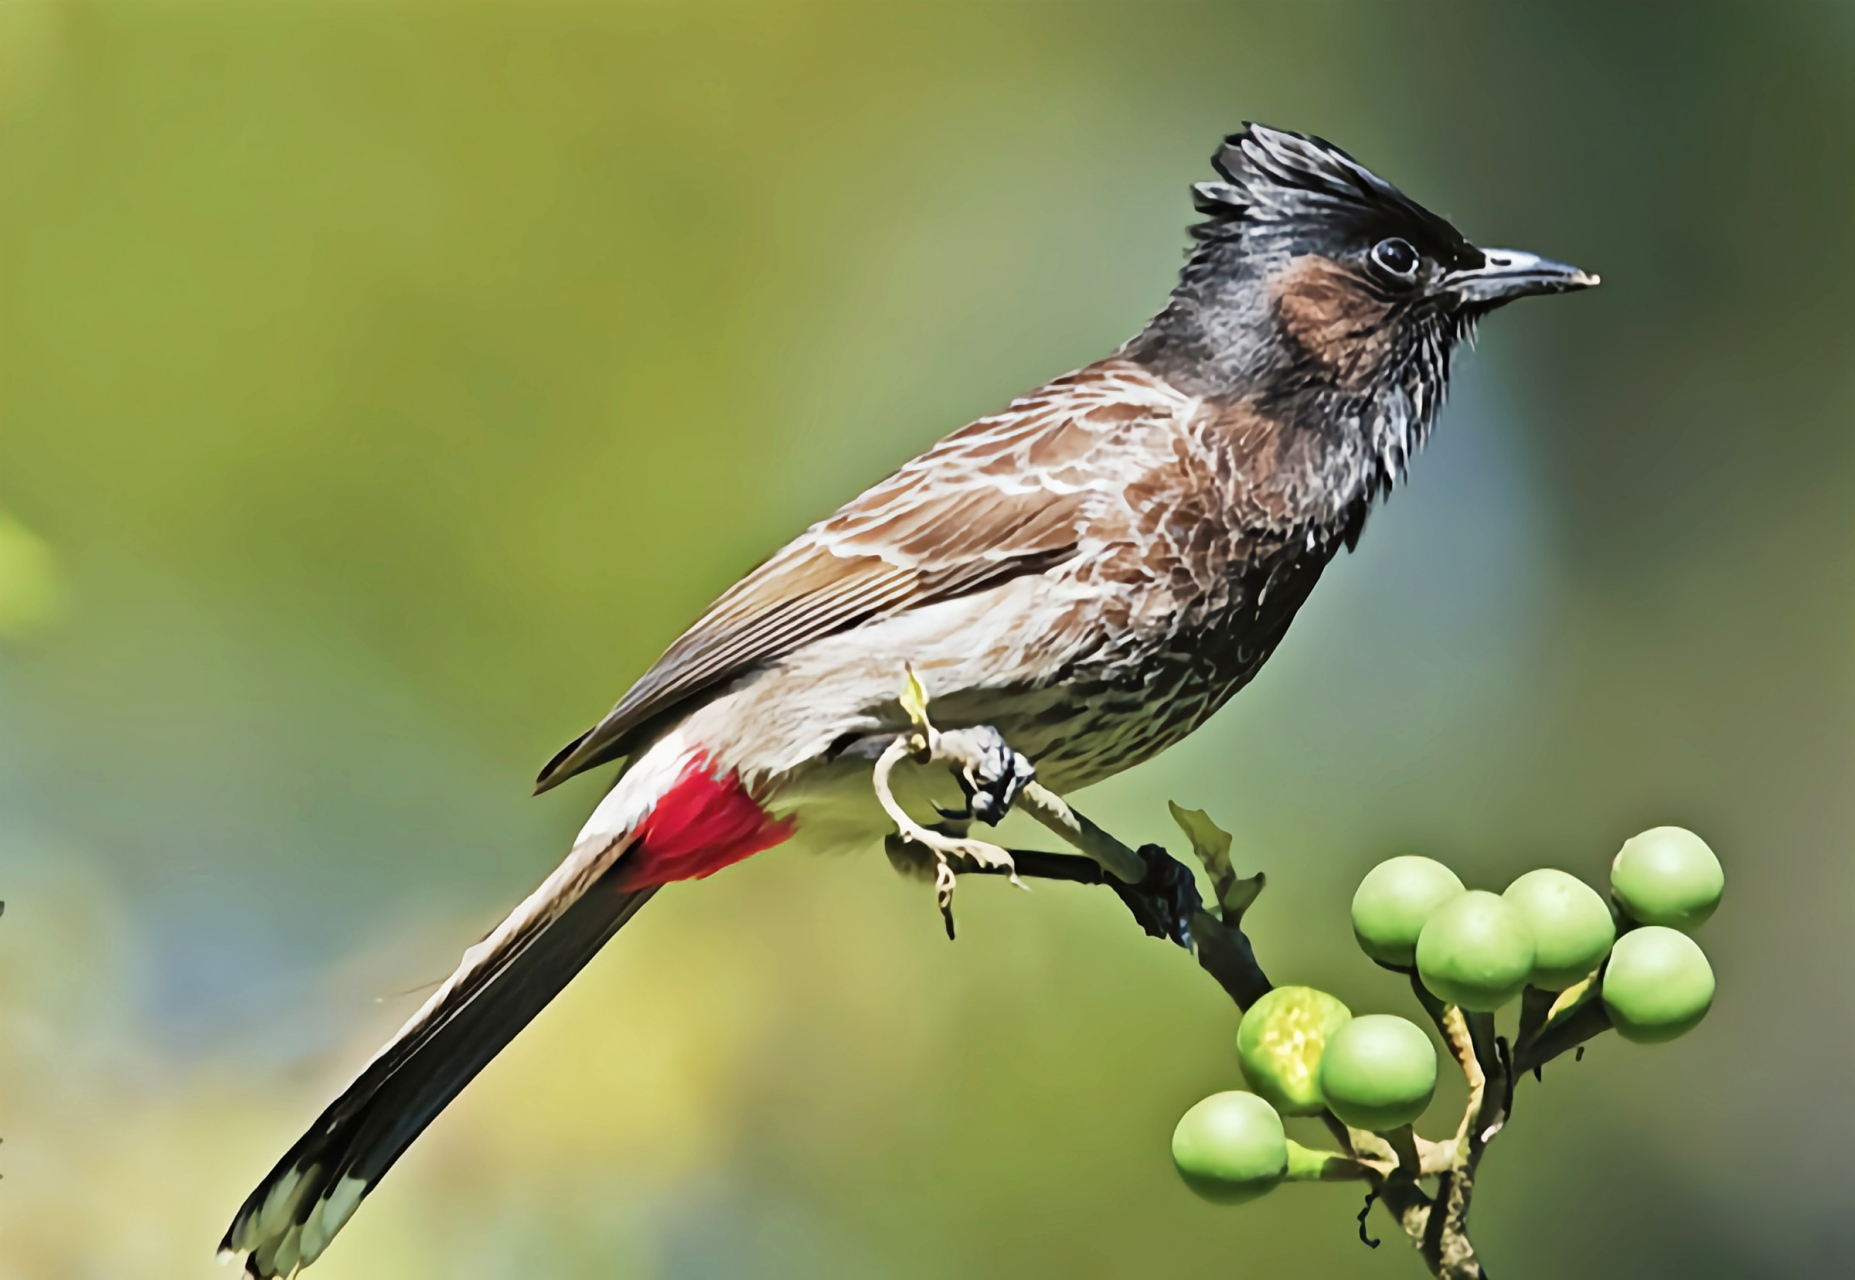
[221, 123, 1595, 1276]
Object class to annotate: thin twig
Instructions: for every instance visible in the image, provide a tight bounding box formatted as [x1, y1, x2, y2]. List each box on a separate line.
[1015, 782, 1148, 882]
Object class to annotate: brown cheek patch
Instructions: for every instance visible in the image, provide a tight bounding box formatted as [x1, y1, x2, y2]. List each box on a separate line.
[1271, 255, 1395, 388]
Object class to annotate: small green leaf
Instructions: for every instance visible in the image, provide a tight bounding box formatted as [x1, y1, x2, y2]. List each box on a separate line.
[899, 664, 931, 730]
[1538, 971, 1600, 1036]
[1169, 801, 1232, 879]
[1221, 870, 1266, 921]
[1169, 802, 1264, 920]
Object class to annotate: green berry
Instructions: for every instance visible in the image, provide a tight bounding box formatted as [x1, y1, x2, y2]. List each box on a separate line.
[1236, 986, 1353, 1116]
[1351, 856, 1466, 966]
[1171, 1091, 1288, 1204]
[1416, 890, 1536, 1010]
[1317, 1015, 1437, 1132]
[1610, 827, 1724, 930]
[1503, 869, 1616, 990]
[1602, 926, 1715, 1043]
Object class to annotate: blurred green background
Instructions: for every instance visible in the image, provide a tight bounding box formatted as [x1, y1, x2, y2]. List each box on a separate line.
[2, 1, 1851, 1276]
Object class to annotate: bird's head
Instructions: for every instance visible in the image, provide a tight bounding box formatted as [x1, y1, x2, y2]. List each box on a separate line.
[1133, 123, 1596, 490]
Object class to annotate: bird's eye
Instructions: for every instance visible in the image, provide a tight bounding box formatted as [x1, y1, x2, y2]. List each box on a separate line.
[1370, 237, 1420, 280]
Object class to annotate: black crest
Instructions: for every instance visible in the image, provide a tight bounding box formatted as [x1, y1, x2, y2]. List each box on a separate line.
[1191, 124, 1480, 269]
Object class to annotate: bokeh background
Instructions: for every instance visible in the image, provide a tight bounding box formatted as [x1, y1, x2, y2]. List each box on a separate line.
[2, 1, 1852, 1276]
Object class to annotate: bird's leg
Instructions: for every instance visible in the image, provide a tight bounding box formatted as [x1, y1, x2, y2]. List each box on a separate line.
[872, 688, 1026, 937]
[876, 666, 1155, 933]
[871, 739, 1023, 880]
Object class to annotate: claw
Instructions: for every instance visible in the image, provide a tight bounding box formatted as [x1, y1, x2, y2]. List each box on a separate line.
[935, 860, 958, 939]
[923, 837, 1024, 938]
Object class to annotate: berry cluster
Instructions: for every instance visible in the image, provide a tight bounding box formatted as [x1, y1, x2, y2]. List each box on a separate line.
[1171, 826, 1724, 1214]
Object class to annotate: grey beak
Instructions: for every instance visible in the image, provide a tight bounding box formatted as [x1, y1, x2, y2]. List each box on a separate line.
[1448, 248, 1599, 305]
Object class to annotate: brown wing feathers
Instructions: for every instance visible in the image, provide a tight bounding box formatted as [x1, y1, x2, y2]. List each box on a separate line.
[533, 544, 1070, 789]
[533, 360, 1190, 792]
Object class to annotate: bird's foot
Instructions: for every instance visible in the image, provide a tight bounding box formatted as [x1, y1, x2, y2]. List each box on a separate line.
[928, 834, 1022, 939]
[884, 829, 1022, 939]
[934, 725, 1036, 826]
[1105, 843, 1204, 951]
[875, 669, 1040, 934]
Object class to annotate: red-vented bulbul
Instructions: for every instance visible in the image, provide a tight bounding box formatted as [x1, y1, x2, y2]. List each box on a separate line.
[223, 124, 1595, 1276]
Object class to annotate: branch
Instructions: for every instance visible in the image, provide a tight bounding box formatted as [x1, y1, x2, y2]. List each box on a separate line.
[958, 846, 1272, 1008]
[876, 688, 1581, 1280]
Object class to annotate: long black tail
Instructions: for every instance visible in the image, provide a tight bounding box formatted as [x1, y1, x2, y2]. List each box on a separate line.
[220, 860, 655, 1278]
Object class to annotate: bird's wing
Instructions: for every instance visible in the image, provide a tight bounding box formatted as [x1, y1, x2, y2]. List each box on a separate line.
[535, 359, 1195, 790]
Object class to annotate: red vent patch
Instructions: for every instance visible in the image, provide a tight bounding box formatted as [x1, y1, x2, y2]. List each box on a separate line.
[616, 752, 795, 890]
